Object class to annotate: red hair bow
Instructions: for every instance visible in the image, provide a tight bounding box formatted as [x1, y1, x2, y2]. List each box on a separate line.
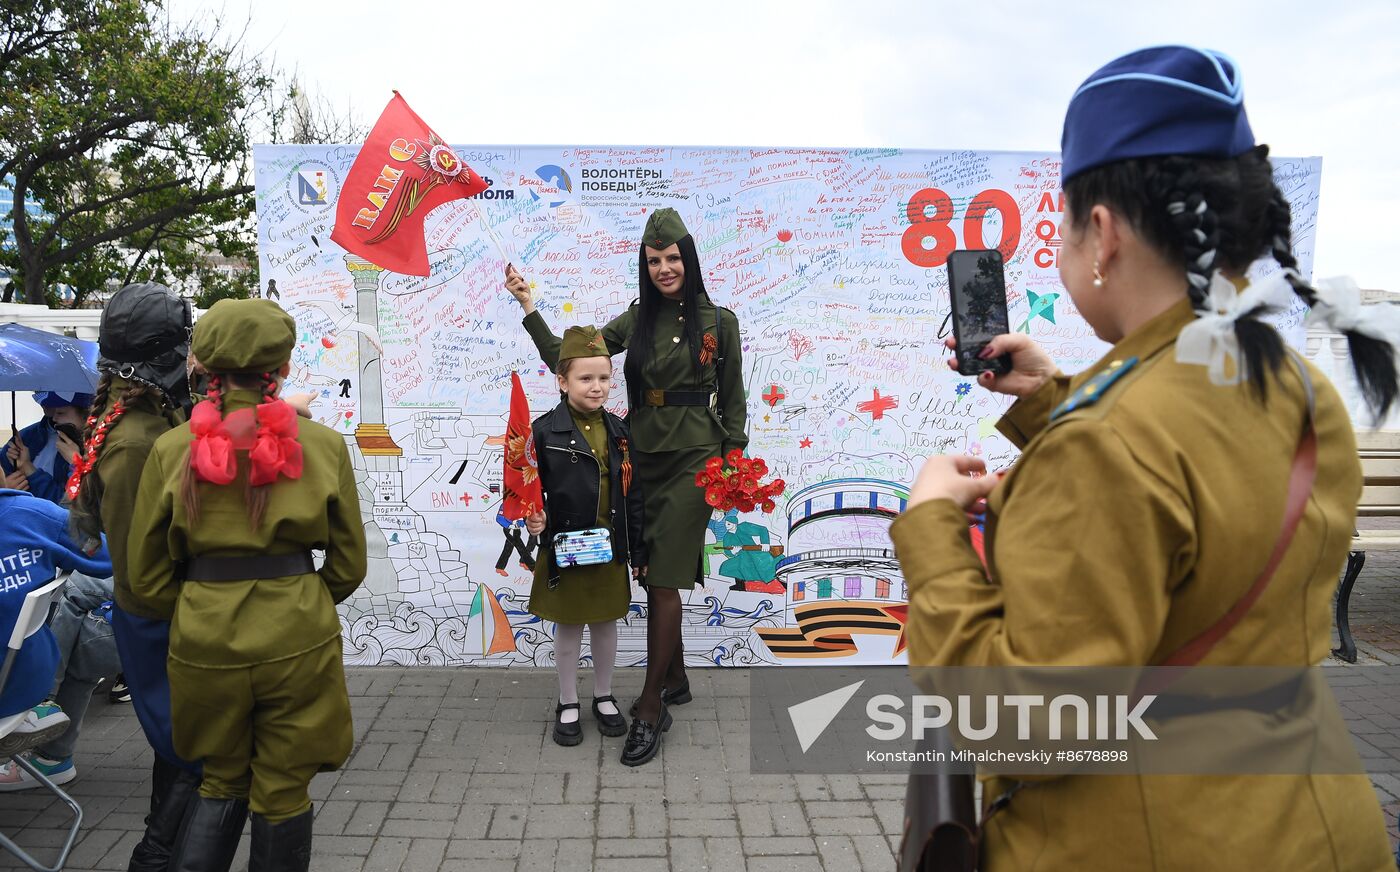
[189, 401, 236, 485]
[249, 400, 303, 486]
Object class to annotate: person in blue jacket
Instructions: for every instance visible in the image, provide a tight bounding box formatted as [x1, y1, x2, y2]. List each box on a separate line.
[1, 391, 94, 506]
[0, 489, 111, 757]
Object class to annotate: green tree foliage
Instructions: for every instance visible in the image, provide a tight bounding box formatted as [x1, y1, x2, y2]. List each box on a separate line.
[0, 0, 283, 307]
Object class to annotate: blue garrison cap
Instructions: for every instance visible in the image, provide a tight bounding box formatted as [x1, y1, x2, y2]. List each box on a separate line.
[1061, 46, 1255, 181]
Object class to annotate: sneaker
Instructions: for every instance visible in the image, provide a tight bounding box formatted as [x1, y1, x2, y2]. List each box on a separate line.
[0, 701, 70, 756]
[109, 674, 131, 704]
[0, 753, 76, 791]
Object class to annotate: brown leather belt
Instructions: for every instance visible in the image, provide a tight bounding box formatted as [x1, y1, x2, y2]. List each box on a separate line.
[183, 552, 315, 582]
[644, 389, 717, 408]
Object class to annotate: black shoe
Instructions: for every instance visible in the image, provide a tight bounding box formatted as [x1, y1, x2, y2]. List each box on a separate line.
[249, 807, 313, 872]
[591, 695, 627, 737]
[109, 673, 131, 704]
[620, 705, 672, 767]
[629, 678, 693, 717]
[128, 756, 201, 871]
[553, 701, 583, 746]
[168, 795, 249, 872]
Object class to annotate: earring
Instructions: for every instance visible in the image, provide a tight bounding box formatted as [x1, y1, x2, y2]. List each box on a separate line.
[1092, 261, 1105, 289]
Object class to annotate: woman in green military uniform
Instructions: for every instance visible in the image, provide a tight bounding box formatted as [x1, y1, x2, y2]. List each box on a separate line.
[506, 207, 748, 765]
[523, 326, 647, 747]
[893, 47, 1396, 870]
[126, 299, 368, 872]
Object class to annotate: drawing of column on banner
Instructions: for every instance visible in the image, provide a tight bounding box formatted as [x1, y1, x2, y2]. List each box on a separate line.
[338, 254, 473, 632]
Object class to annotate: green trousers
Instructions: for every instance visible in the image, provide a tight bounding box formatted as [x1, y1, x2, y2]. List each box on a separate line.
[168, 638, 353, 820]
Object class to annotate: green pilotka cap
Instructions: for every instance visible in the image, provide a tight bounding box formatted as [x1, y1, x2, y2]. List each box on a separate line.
[192, 298, 296, 373]
[642, 208, 690, 250]
[557, 325, 610, 366]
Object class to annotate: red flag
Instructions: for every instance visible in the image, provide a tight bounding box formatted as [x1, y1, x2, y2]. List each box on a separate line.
[330, 93, 488, 276]
[502, 372, 543, 520]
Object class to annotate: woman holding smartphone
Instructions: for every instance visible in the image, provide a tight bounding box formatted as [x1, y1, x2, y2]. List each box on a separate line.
[506, 208, 748, 766]
[894, 46, 1395, 870]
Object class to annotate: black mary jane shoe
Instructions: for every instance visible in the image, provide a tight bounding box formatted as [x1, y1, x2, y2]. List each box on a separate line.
[553, 702, 583, 747]
[620, 704, 672, 767]
[629, 678, 693, 717]
[592, 695, 628, 737]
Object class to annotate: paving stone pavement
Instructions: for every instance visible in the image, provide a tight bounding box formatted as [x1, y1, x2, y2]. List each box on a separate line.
[7, 542, 1400, 871]
[0, 667, 906, 871]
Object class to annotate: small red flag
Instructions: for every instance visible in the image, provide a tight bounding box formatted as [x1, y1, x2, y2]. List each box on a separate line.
[330, 93, 488, 276]
[502, 372, 543, 520]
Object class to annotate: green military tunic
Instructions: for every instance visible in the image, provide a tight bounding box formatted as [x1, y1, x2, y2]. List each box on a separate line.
[524, 292, 748, 588]
[125, 388, 368, 819]
[890, 297, 1392, 871]
[529, 404, 632, 623]
[92, 378, 184, 618]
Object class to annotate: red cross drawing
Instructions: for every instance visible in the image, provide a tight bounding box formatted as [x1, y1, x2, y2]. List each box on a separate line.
[761, 384, 785, 406]
[459, 493, 473, 507]
[857, 388, 899, 420]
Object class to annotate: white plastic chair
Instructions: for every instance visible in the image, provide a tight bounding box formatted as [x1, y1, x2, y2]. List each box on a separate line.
[0, 574, 82, 872]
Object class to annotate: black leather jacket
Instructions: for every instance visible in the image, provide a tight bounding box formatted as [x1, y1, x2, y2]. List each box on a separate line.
[532, 402, 647, 585]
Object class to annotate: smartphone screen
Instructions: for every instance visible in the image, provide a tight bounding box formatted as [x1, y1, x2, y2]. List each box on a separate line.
[946, 249, 1012, 376]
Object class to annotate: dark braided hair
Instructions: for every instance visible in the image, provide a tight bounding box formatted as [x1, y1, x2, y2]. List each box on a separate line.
[1065, 145, 1398, 416]
[624, 234, 706, 411]
[67, 373, 157, 546]
[180, 374, 224, 525]
[244, 371, 281, 529]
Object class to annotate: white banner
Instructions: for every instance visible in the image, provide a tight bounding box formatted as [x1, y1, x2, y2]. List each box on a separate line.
[252, 144, 1322, 668]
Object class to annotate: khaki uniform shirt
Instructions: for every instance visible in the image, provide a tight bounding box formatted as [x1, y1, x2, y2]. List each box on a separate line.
[891, 298, 1392, 870]
[126, 390, 367, 668]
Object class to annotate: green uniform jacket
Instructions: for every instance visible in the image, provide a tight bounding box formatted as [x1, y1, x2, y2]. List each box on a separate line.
[125, 390, 368, 668]
[522, 293, 749, 455]
[96, 379, 184, 619]
[890, 298, 1392, 870]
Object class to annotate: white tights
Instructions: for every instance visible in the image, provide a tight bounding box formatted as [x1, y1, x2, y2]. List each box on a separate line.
[554, 621, 619, 723]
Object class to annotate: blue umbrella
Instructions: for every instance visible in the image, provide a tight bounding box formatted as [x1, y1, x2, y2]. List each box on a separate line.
[0, 322, 100, 430]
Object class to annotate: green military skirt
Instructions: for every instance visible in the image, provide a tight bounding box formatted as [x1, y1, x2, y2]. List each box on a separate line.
[635, 445, 719, 590]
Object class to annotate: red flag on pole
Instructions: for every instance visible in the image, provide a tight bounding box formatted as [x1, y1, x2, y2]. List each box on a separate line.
[330, 93, 488, 276]
[502, 372, 543, 520]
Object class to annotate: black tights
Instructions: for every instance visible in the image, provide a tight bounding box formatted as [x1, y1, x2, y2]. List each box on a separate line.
[635, 586, 686, 723]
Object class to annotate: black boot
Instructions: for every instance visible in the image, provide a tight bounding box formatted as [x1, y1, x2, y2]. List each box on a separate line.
[168, 796, 248, 872]
[249, 808, 313, 872]
[620, 703, 672, 767]
[128, 757, 201, 872]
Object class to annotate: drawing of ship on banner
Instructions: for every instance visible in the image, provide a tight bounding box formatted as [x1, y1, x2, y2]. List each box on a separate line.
[466, 582, 517, 656]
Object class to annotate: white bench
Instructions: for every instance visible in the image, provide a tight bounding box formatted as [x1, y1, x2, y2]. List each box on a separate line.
[1335, 429, 1400, 662]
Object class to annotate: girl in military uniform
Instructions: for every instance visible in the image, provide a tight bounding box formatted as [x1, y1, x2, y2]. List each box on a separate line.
[522, 326, 647, 746]
[65, 282, 201, 872]
[893, 47, 1397, 870]
[507, 207, 749, 765]
[126, 299, 368, 872]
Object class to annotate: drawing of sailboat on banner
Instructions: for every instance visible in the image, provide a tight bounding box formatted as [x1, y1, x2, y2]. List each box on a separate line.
[466, 583, 517, 656]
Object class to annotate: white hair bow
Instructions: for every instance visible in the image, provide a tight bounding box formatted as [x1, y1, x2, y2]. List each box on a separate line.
[1176, 270, 1298, 385]
[1306, 276, 1400, 343]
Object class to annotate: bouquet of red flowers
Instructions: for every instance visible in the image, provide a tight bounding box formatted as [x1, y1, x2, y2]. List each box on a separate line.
[694, 449, 785, 514]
